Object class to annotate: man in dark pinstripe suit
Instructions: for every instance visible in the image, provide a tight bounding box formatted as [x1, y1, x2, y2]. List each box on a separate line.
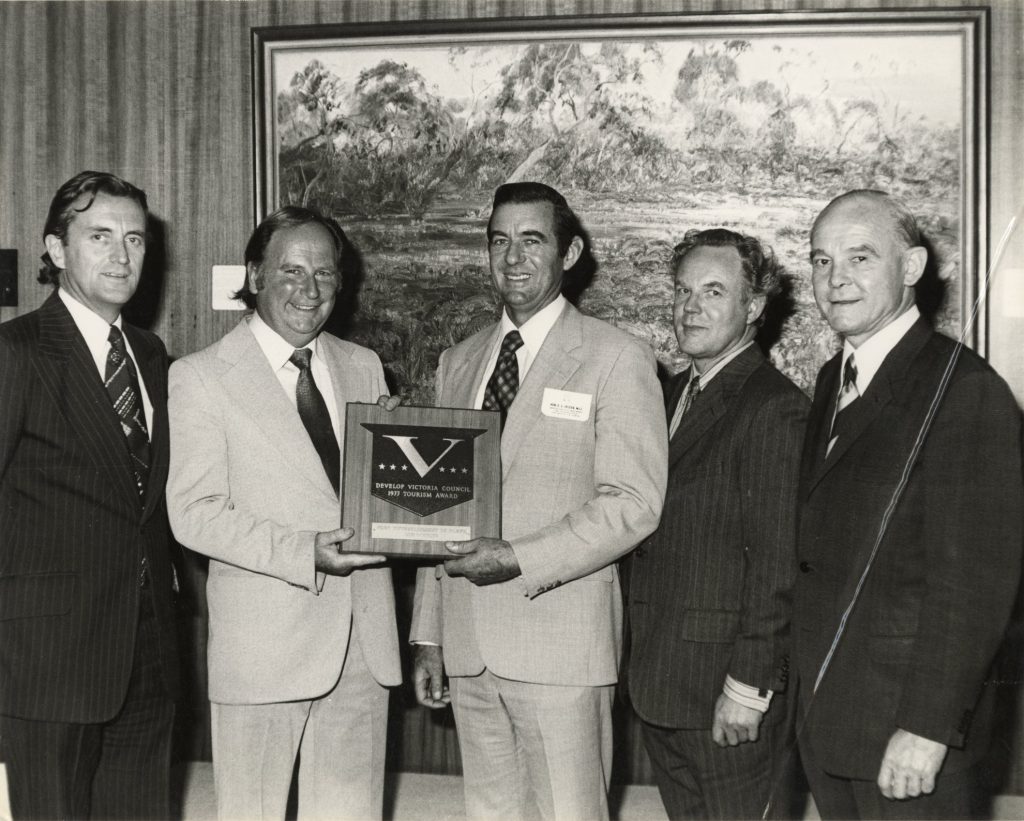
[627, 228, 807, 819]
[0, 172, 180, 819]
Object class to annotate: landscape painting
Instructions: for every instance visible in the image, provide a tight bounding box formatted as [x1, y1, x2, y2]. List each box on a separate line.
[253, 11, 985, 402]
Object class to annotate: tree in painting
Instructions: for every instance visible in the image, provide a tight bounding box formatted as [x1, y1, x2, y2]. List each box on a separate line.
[274, 36, 963, 402]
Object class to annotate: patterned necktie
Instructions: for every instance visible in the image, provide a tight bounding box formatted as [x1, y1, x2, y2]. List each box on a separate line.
[668, 373, 701, 439]
[104, 326, 150, 500]
[482, 330, 524, 428]
[290, 348, 340, 495]
[827, 354, 859, 456]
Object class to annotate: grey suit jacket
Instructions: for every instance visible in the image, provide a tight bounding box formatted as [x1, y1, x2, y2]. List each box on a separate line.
[411, 303, 667, 686]
[167, 316, 401, 704]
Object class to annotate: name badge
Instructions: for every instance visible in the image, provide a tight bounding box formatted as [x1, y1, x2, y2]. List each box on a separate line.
[542, 388, 592, 422]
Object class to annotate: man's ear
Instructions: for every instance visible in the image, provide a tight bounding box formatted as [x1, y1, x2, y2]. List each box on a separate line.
[746, 292, 767, 327]
[44, 234, 66, 270]
[561, 236, 584, 271]
[246, 262, 262, 294]
[902, 246, 927, 288]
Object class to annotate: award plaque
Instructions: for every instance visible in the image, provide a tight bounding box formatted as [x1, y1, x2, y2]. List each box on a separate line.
[340, 403, 501, 558]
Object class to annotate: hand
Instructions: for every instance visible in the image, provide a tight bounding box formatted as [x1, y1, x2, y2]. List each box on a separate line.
[413, 644, 450, 709]
[877, 729, 948, 800]
[711, 693, 764, 747]
[375, 394, 402, 411]
[443, 537, 521, 585]
[313, 527, 385, 576]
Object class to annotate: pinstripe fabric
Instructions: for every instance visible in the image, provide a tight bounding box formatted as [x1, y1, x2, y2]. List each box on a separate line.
[794, 319, 1024, 789]
[0, 292, 179, 817]
[641, 697, 789, 820]
[625, 346, 807, 817]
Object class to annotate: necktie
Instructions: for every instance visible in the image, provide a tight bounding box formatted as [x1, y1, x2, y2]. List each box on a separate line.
[668, 373, 701, 439]
[827, 354, 859, 456]
[104, 326, 150, 500]
[290, 348, 340, 494]
[482, 330, 524, 427]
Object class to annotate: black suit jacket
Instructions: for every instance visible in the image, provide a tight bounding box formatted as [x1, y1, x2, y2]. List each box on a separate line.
[794, 318, 1023, 779]
[0, 292, 179, 722]
[628, 345, 809, 728]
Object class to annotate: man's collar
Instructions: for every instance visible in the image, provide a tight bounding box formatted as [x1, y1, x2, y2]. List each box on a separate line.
[689, 339, 756, 388]
[499, 295, 566, 355]
[841, 305, 920, 395]
[58, 287, 122, 333]
[248, 310, 320, 370]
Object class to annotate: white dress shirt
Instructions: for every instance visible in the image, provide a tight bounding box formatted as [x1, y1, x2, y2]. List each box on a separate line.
[58, 288, 153, 433]
[248, 311, 340, 441]
[839, 304, 921, 396]
[473, 295, 567, 408]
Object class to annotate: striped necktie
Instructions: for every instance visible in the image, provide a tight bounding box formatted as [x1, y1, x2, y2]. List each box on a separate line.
[826, 354, 858, 456]
[104, 325, 150, 501]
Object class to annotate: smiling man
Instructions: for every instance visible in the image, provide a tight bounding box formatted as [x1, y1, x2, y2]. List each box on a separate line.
[0, 171, 180, 819]
[627, 228, 808, 819]
[410, 182, 667, 820]
[793, 190, 1023, 818]
[166, 206, 400, 820]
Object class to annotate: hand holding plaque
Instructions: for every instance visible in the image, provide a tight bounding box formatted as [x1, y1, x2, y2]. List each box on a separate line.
[341, 403, 501, 559]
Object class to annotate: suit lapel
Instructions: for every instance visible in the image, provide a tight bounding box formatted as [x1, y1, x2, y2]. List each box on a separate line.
[499, 306, 582, 478]
[804, 318, 933, 495]
[34, 293, 141, 511]
[124, 325, 169, 522]
[218, 318, 335, 500]
[447, 325, 501, 410]
[670, 346, 764, 468]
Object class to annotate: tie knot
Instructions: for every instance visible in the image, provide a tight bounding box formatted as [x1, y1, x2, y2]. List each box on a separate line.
[842, 355, 858, 391]
[290, 348, 313, 371]
[108, 325, 126, 351]
[689, 374, 701, 396]
[501, 330, 524, 356]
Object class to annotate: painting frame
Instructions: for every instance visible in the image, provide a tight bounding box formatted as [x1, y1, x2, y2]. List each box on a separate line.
[251, 8, 989, 366]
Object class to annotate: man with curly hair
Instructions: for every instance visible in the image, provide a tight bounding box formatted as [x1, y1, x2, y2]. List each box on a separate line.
[627, 227, 808, 819]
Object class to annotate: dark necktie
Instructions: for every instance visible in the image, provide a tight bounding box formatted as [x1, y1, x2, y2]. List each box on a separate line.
[482, 330, 524, 428]
[104, 325, 150, 500]
[290, 348, 340, 495]
[827, 354, 859, 456]
[668, 373, 701, 439]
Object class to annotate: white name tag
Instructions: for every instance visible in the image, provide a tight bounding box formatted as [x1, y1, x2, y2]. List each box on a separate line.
[542, 388, 592, 422]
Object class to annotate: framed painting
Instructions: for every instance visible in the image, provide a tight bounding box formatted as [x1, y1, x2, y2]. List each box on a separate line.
[252, 9, 987, 400]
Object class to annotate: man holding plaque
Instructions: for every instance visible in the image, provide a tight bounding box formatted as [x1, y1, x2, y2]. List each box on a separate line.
[166, 206, 401, 819]
[411, 182, 668, 820]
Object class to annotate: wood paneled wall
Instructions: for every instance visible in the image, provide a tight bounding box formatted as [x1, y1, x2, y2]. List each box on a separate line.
[2, 0, 1022, 787]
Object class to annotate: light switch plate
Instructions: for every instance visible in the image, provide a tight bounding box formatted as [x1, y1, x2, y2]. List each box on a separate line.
[212, 265, 247, 311]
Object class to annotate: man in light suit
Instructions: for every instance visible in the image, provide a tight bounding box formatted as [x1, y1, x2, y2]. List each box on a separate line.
[794, 190, 1023, 818]
[410, 182, 667, 820]
[166, 206, 401, 820]
[627, 228, 808, 819]
[0, 171, 180, 819]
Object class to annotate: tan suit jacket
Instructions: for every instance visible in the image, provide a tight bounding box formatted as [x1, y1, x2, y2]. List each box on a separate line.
[411, 304, 667, 686]
[167, 316, 400, 704]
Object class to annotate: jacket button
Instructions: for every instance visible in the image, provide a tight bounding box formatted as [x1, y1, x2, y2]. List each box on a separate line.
[799, 561, 813, 573]
[634, 547, 646, 558]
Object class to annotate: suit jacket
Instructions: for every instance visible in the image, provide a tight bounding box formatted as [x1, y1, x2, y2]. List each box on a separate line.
[166, 316, 400, 705]
[628, 345, 808, 728]
[794, 318, 1023, 779]
[410, 303, 667, 686]
[0, 291, 180, 722]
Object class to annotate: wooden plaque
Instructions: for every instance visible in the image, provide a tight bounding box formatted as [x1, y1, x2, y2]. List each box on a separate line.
[340, 403, 501, 559]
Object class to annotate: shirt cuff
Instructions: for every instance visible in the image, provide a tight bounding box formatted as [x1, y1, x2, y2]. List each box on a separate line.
[411, 641, 439, 646]
[723, 674, 772, 713]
